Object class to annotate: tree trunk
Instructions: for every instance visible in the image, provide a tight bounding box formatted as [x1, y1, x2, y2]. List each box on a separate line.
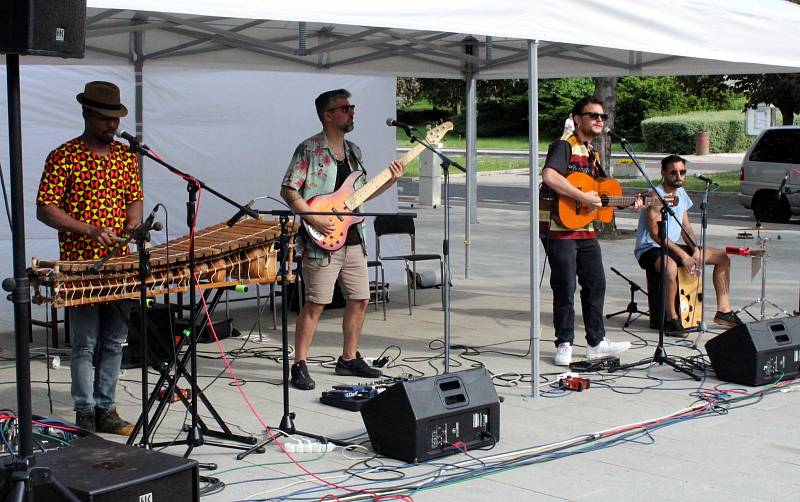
[779, 105, 794, 126]
[592, 77, 619, 238]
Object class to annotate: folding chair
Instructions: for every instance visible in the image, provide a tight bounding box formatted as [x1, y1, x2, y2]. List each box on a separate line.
[374, 215, 444, 314]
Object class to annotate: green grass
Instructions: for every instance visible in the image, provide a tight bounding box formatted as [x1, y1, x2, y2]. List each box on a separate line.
[402, 156, 532, 178]
[619, 170, 740, 192]
[395, 129, 646, 152]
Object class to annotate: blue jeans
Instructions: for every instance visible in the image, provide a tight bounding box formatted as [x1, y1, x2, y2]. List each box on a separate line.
[69, 303, 131, 413]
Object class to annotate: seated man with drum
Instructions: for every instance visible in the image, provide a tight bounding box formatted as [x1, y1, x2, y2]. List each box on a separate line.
[633, 155, 742, 335]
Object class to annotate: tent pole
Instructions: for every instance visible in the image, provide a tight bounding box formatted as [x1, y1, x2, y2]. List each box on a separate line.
[528, 40, 540, 399]
[465, 72, 477, 279]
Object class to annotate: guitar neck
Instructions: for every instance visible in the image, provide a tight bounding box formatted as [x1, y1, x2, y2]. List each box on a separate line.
[345, 142, 428, 209]
[601, 196, 640, 207]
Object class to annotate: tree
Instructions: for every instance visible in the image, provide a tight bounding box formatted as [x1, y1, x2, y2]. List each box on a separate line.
[592, 77, 620, 238]
[730, 74, 800, 125]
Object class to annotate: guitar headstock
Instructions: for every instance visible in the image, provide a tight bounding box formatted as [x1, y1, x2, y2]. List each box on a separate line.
[425, 121, 454, 144]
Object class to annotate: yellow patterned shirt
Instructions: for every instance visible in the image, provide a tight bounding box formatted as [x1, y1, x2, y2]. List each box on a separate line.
[36, 138, 143, 261]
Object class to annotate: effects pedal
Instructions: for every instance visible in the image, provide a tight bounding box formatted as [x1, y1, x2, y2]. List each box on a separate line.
[158, 387, 190, 402]
[569, 356, 620, 372]
[320, 384, 378, 412]
[558, 376, 590, 392]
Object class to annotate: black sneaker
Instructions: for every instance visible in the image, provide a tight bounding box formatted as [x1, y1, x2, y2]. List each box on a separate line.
[714, 310, 743, 328]
[335, 352, 382, 378]
[75, 410, 95, 432]
[95, 407, 133, 436]
[291, 360, 316, 390]
[664, 318, 688, 338]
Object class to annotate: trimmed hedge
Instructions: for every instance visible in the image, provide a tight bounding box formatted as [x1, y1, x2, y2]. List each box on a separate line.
[641, 110, 751, 154]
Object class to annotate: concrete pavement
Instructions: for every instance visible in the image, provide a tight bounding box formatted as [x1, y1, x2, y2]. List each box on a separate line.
[5, 195, 800, 500]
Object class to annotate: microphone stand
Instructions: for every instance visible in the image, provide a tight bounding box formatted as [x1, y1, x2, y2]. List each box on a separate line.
[691, 181, 714, 349]
[402, 127, 465, 373]
[236, 208, 414, 460]
[128, 215, 162, 448]
[119, 137, 260, 455]
[607, 134, 700, 380]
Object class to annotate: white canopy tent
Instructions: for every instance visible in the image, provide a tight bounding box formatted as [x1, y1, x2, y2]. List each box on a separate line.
[5, 0, 800, 397]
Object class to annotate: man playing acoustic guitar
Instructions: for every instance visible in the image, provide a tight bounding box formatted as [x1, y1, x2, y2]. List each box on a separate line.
[634, 155, 742, 335]
[281, 89, 403, 390]
[540, 97, 641, 366]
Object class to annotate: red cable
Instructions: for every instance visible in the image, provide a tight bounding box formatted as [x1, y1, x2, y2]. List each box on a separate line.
[195, 282, 411, 501]
[189, 188, 409, 501]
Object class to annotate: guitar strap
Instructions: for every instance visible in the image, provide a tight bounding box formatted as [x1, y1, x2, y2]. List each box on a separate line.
[588, 145, 607, 178]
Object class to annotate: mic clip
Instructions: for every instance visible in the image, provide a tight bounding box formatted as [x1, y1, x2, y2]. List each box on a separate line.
[227, 200, 256, 227]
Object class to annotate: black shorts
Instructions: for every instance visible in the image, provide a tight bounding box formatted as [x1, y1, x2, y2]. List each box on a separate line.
[638, 244, 692, 271]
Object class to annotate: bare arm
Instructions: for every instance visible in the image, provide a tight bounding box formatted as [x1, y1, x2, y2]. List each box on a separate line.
[125, 200, 143, 235]
[644, 205, 692, 268]
[541, 167, 601, 207]
[37, 204, 116, 248]
[365, 160, 405, 202]
[280, 186, 336, 235]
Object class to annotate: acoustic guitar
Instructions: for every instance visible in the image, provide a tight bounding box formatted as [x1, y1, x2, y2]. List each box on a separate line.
[303, 121, 453, 251]
[550, 171, 678, 230]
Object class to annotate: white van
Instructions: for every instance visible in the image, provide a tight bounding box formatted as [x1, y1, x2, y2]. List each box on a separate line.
[737, 126, 800, 223]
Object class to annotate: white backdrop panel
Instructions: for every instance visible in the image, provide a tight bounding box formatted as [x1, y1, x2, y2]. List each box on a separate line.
[0, 64, 402, 319]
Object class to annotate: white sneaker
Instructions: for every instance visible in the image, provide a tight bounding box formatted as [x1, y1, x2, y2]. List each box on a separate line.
[554, 343, 572, 366]
[586, 338, 630, 360]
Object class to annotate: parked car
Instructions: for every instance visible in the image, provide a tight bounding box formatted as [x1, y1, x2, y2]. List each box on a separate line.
[738, 126, 800, 223]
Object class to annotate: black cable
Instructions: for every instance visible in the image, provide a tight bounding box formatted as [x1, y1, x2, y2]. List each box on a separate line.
[0, 158, 13, 230]
[198, 475, 225, 496]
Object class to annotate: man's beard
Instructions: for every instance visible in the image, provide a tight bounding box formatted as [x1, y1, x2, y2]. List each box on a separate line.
[343, 121, 354, 133]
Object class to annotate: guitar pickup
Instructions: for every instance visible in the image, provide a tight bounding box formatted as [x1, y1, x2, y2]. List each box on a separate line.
[330, 208, 345, 222]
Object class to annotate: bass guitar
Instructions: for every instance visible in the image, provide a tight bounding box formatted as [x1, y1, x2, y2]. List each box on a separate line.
[551, 171, 678, 230]
[304, 121, 453, 251]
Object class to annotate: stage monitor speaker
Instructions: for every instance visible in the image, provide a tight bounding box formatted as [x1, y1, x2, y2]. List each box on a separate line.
[705, 316, 800, 386]
[0, 0, 86, 58]
[360, 367, 499, 463]
[28, 434, 198, 501]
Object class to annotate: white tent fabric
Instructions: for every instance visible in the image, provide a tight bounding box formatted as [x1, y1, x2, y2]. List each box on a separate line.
[0, 66, 399, 324]
[81, 0, 800, 77]
[5, 0, 800, 391]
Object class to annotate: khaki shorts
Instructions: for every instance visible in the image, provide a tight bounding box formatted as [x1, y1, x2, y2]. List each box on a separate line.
[302, 245, 369, 304]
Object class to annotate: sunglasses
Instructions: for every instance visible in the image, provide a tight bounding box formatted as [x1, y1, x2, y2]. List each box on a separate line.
[669, 169, 687, 176]
[327, 104, 356, 113]
[579, 112, 608, 121]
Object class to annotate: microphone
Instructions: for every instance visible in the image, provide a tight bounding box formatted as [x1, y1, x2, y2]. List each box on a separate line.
[777, 170, 791, 200]
[115, 129, 149, 151]
[226, 199, 256, 227]
[604, 127, 627, 143]
[143, 204, 160, 230]
[386, 118, 415, 135]
[694, 173, 719, 186]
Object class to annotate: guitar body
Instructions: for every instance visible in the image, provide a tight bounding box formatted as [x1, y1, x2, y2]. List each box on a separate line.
[556, 172, 622, 229]
[302, 170, 366, 252]
[677, 267, 702, 329]
[300, 121, 453, 252]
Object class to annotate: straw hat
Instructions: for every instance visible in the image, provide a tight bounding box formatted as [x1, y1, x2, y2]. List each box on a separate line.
[76, 81, 128, 118]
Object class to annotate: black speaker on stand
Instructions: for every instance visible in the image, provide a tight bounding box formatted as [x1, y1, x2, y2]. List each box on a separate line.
[1, 0, 86, 58]
[2, 2, 86, 500]
[706, 316, 800, 386]
[360, 367, 500, 463]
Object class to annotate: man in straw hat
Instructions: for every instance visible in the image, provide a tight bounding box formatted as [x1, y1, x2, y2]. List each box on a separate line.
[36, 81, 143, 435]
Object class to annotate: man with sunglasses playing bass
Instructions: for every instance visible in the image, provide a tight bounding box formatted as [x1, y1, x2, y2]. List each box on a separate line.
[634, 155, 742, 335]
[540, 97, 642, 366]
